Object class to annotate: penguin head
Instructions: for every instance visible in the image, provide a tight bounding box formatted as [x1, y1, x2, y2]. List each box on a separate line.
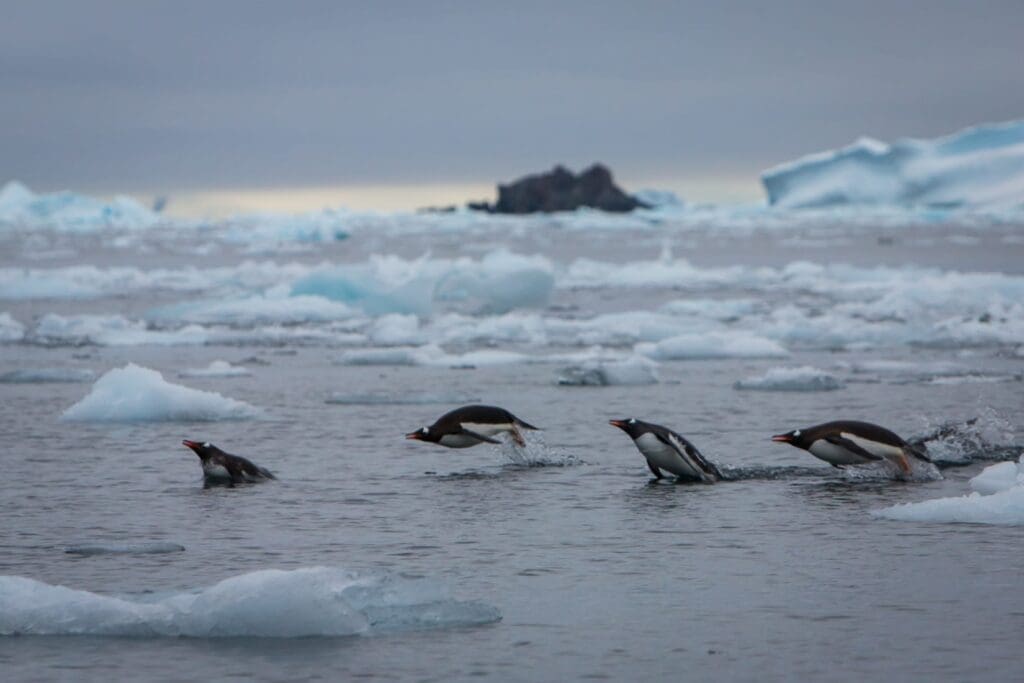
[405, 426, 439, 443]
[182, 439, 218, 459]
[609, 418, 643, 438]
[771, 429, 809, 449]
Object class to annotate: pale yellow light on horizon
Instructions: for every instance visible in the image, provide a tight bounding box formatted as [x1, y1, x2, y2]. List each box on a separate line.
[151, 174, 763, 219]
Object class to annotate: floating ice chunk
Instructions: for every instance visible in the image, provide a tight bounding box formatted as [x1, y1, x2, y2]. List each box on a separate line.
[0, 181, 162, 231]
[64, 543, 185, 556]
[733, 366, 844, 391]
[62, 364, 261, 422]
[178, 361, 252, 379]
[0, 368, 95, 383]
[762, 119, 1024, 208]
[637, 332, 789, 360]
[33, 314, 210, 346]
[632, 188, 685, 210]
[873, 456, 1024, 525]
[557, 356, 659, 386]
[334, 345, 442, 366]
[0, 567, 500, 637]
[148, 294, 355, 326]
[0, 312, 24, 341]
[369, 314, 426, 346]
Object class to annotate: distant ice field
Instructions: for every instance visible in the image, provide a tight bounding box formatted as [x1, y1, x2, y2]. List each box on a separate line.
[1, 192, 1023, 682]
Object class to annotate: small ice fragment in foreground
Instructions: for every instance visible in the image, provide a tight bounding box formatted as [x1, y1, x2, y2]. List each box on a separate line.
[733, 366, 844, 391]
[178, 360, 252, 378]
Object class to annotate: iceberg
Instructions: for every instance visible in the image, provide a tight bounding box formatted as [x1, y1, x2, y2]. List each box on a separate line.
[762, 119, 1024, 208]
[733, 366, 844, 391]
[873, 455, 1024, 525]
[62, 363, 261, 422]
[0, 567, 500, 637]
[0, 181, 162, 231]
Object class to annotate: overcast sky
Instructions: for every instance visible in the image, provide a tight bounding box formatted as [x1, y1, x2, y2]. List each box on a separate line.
[3, 1, 1023, 208]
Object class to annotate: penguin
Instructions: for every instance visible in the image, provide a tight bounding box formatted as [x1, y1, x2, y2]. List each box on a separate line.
[405, 405, 539, 448]
[771, 420, 931, 474]
[182, 440, 276, 485]
[609, 418, 722, 483]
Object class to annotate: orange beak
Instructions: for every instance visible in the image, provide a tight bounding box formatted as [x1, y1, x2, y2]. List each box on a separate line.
[771, 433, 792, 443]
[405, 431, 424, 440]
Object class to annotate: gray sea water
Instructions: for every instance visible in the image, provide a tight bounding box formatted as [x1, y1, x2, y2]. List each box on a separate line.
[1, 214, 1023, 681]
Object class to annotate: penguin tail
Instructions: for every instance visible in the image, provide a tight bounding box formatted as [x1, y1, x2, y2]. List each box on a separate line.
[515, 417, 540, 431]
[905, 444, 931, 463]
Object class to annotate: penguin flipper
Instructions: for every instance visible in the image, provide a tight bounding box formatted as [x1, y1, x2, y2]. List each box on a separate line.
[646, 460, 664, 479]
[822, 435, 884, 461]
[460, 428, 501, 445]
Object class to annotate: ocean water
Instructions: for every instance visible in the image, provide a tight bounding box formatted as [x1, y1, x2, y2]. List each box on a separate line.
[1, 209, 1023, 681]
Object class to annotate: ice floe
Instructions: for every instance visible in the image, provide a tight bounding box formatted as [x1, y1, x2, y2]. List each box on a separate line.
[62, 364, 261, 422]
[874, 455, 1024, 525]
[0, 312, 25, 342]
[636, 332, 789, 360]
[0, 367, 95, 383]
[178, 361, 252, 378]
[733, 366, 844, 391]
[556, 356, 659, 386]
[0, 567, 500, 637]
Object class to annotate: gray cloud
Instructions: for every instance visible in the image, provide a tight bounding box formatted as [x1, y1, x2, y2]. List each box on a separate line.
[3, 0, 1023, 194]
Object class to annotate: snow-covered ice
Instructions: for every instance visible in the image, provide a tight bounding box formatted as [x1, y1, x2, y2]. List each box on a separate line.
[556, 356, 660, 386]
[0, 181, 162, 231]
[636, 332, 789, 360]
[62, 363, 261, 422]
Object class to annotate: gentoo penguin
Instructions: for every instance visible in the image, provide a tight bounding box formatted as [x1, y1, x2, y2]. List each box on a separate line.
[609, 418, 722, 483]
[771, 420, 931, 474]
[182, 440, 276, 485]
[405, 405, 539, 448]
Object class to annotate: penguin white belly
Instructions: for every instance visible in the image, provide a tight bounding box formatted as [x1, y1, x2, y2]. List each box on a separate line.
[460, 422, 510, 437]
[842, 433, 905, 461]
[439, 433, 485, 448]
[635, 433, 702, 478]
[808, 440, 874, 466]
[202, 463, 232, 480]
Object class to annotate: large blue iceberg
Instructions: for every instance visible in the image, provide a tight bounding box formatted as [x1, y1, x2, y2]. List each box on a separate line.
[762, 119, 1024, 209]
[0, 181, 161, 231]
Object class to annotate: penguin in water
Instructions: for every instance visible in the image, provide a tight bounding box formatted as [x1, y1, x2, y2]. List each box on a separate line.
[609, 418, 722, 483]
[771, 420, 931, 474]
[405, 405, 539, 448]
[182, 440, 276, 486]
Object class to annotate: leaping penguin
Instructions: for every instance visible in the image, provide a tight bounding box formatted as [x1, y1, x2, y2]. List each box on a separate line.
[405, 405, 539, 448]
[771, 420, 931, 474]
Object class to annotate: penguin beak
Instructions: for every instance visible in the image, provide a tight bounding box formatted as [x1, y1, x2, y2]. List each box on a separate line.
[771, 433, 792, 443]
[609, 419, 627, 430]
[182, 439, 201, 451]
[405, 431, 423, 441]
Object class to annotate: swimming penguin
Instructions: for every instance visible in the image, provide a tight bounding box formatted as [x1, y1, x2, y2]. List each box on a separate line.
[405, 405, 539, 448]
[609, 418, 722, 482]
[182, 440, 276, 485]
[771, 420, 931, 474]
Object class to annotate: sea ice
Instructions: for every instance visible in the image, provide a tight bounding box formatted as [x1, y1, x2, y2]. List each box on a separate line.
[556, 356, 660, 386]
[873, 455, 1024, 525]
[178, 361, 252, 378]
[62, 363, 261, 422]
[0, 312, 24, 341]
[733, 366, 844, 391]
[636, 331, 789, 360]
[0, 567, 500, 637]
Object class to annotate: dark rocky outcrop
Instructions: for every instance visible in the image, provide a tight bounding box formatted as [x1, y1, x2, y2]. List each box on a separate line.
[477, 164, 649, 214]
